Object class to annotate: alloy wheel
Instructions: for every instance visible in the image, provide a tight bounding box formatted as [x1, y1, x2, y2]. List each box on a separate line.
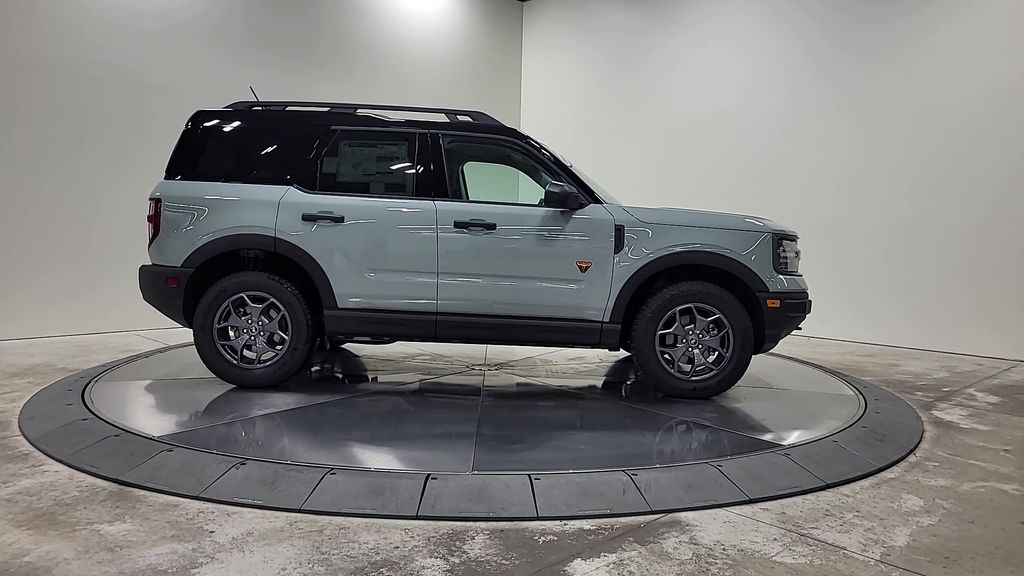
[654, 303, 733, 380]
[213, 291, 291, 368]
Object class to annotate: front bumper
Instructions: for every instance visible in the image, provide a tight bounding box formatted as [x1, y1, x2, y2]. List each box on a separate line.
[757, 291, 811, 353]
[139, 265, 193, 327]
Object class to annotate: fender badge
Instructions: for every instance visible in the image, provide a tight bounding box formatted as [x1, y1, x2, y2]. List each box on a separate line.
[576, 260, 593, 273]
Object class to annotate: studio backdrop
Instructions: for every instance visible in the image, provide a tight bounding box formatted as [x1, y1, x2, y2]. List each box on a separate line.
[2, 0, 1021, 360]
[522, 0, 1024, 359]
[0, 0, 524, 339]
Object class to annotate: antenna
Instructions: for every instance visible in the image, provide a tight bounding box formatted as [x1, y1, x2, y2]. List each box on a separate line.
[249, 85, 260, 101]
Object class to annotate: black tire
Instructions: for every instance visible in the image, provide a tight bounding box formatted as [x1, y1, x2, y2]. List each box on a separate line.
[631, 281, 753, 399]
[193, 271, 316, 388]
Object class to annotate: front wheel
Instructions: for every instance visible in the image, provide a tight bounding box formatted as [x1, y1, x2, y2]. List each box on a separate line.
[631, 281, 753, 399]
[193, 271, 316, 388]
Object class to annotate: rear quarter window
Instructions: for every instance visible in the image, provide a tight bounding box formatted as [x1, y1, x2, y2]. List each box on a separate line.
[165, 115, 326, 187]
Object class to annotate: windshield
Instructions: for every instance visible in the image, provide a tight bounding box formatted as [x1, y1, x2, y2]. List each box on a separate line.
[572, 166, 622, 205]
[531, 139, 622, 204]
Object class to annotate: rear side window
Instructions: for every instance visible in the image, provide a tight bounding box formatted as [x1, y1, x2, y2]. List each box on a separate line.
[165, 116, 325, 187]
[317, 131, 417, 196]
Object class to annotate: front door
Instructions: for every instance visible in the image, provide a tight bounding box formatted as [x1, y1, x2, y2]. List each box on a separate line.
[433, 134, 615, 328]
[276, 130, 437, 316]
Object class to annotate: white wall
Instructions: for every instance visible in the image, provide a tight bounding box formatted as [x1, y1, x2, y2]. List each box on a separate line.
[0, 0, 523, 339]
[523, 0, 1024, 359]
[5, 0, 1021, 358]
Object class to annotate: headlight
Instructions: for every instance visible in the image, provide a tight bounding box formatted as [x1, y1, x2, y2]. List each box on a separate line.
[773, 235, 801, 275]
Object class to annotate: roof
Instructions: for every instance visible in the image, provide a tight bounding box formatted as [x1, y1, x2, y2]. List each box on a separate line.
[200, 101, 527, 139]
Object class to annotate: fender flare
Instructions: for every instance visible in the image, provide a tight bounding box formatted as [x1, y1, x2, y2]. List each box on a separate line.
[608, 251, 768, 324]
[181, 234, 338, 308]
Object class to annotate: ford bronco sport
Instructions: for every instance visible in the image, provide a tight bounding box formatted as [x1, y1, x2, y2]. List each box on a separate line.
[140, 101, 809, 399]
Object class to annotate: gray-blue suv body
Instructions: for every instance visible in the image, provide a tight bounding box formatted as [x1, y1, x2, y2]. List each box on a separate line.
[140, 101, 810, 398]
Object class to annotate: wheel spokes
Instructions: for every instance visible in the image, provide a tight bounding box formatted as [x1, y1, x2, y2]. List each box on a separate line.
[217, 333, 247, 351]
[687, 350, 704, 377]
[213, 291, 291, 369]
[691, 307, 717, 334]
[215, 306, 247, 330]
[668, 346, 688, 371]
[654, 302, 733, 381]
[701, 333, 730, 361]
[263, 309, 288, 341]
[251, 339, 269, 364]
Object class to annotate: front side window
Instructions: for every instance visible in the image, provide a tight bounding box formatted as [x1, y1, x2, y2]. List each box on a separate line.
[442, 136, 557, 205]
[318, 131, 417, 196]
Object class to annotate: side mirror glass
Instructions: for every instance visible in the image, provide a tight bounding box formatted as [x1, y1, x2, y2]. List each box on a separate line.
[544, 182, 585, 210]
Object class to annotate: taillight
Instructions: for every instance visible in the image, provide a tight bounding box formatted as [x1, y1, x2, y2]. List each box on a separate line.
[147, 198, 162, 247]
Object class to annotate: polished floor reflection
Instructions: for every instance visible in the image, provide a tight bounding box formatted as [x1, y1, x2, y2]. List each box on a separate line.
[86, 343, 862, 473]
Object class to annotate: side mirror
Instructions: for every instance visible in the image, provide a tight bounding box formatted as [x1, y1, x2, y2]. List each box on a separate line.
[544, 182, 585, 210]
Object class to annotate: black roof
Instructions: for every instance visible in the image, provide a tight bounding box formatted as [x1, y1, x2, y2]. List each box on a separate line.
[193, 100, 528, 139]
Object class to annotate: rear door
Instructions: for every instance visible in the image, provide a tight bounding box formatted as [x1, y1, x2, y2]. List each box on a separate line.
[432, 133, 616, 329]
[276, 129, 438, 317]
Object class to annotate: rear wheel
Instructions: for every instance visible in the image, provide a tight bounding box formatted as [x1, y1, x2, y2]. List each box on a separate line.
[193, 271, 316, 388]
[631, 281, 753, 399]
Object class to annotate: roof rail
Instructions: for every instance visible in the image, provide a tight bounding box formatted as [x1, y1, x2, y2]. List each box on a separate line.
[224, 101, 503, 125]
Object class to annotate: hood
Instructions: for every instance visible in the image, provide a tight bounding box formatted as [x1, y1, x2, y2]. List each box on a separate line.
[620, 205, 797, 236]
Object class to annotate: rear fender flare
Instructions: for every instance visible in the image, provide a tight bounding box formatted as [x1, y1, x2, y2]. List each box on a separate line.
[181, 234, 337, 308]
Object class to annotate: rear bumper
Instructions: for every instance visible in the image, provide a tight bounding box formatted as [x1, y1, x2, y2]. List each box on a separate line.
[139, 265, 193, 327]
[757, 291, 811, 353]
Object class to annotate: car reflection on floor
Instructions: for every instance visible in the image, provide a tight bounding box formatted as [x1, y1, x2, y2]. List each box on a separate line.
[82, 344, 861, 473]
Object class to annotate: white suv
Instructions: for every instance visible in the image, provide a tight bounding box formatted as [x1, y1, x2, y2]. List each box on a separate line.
[140, 101, 810, 398]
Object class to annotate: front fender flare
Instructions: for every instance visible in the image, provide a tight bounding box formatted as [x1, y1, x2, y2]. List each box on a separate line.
[608, 250, 768, 324]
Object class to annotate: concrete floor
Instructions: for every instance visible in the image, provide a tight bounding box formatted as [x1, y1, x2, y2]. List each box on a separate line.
[1, 330, 1022, 576]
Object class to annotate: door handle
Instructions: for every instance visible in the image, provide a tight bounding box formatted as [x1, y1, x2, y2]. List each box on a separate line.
[302, 212, 345, 224]
[453, 219, 497, 231]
